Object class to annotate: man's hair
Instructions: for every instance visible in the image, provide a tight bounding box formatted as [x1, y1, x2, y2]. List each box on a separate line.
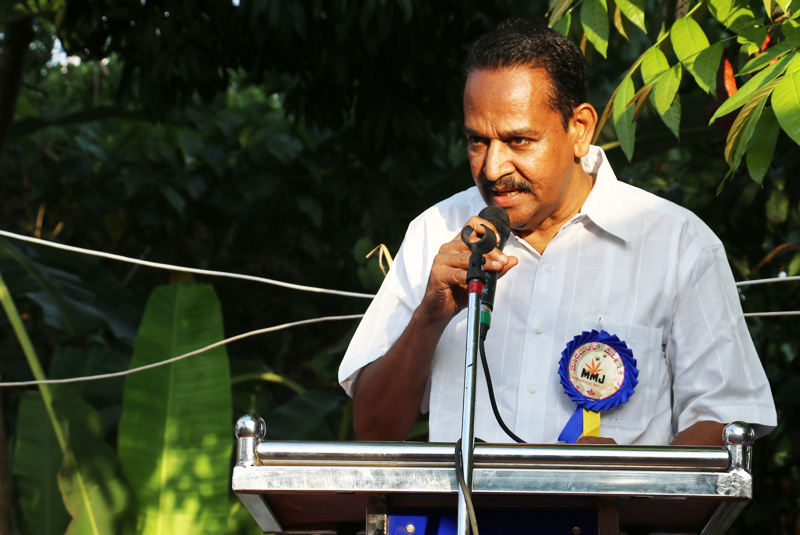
[464, 19, 588, 130]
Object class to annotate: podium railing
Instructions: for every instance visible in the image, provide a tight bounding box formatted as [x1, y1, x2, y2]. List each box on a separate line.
[232, 416, 755, 535]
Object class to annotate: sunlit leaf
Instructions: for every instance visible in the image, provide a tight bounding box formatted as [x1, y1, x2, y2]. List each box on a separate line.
[616, 0, 646, 34]
[581, 0, 609, 58]
[118, 283, 232, 535]
[671, 18, 715, 92]
[724, 81, 776, 171]
[710, 53, 796, 122]
[55, 387, 135, 535]
[739, 37, 800, 76]
[553, 9, 572, 36]
[709, 0, 756, 31]
[613, 3, 630, 40]
[746, 107, 780, 184]
[654, 64, 682, 115]
[549, 0, 574, 28]
[11, 392, 71, 535]
[771, 70, 800, 145]
[612, 75, 636, 160]
[641, 46, 670, 83]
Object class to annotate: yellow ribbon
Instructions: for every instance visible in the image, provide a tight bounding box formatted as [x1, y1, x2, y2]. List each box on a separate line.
[582, 408, 600, 438]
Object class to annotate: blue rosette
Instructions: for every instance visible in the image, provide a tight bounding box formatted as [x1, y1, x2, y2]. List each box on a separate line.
[557, 329, 638, 443]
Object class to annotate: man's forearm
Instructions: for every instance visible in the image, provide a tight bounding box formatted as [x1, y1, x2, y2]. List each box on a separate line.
[670, 420, 726, 446]
[352, 309, 451, 441]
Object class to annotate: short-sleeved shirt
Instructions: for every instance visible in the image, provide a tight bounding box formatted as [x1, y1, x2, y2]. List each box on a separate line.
[339, 146, 777, 444]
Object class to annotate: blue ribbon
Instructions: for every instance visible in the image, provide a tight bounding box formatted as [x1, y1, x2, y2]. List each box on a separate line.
[557, 330, 638, 443]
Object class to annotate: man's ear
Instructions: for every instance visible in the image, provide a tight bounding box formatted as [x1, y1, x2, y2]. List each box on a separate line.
[570, 103, 598, 159]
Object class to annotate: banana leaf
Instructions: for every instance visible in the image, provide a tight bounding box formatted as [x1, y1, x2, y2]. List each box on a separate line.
[11, 391, 71, 535]
[54, 387, 136, 535]
[118, 283, 232, 535]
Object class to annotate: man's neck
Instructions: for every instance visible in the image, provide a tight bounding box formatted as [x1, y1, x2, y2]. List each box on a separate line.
[517, 166, 595, 254]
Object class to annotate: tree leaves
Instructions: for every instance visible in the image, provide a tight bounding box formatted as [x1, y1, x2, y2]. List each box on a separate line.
[616, 0, 646, 34]
[641, 48, 682, 115]
[772, 70, 800, 145]
[710, 53, 797, 122]
[118, 283, 232, 535]
[549, 0, 574, 29]
[746, 107, 780, 184]
[55, 387, 135, 535]
[724, 80, 777, 172]
[11, 392, 70, 535]
[739, 36, 800, 76]
[671, 18, 719, 94]
[581, 0, 610, 58]
[613, 75, 636, 160]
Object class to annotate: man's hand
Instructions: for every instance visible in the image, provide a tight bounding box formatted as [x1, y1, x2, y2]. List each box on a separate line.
[352, 215, 517, 441]
[575, 436, 617, 444]
[417, 215, 518, 322]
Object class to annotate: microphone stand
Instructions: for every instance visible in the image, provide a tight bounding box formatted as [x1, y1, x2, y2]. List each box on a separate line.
[457, 225, 496, 535]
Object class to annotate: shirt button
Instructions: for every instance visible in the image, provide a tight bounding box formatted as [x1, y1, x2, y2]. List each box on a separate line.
[527, 384, 537, 393]
[535, 324, 544, 334]
[544, 263, 554, 272]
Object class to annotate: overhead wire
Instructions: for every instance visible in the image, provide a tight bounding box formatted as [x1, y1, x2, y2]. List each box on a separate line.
[0, 229, 376, 299]
[0, 314, 363, 387]
[0, 229, 798, 386]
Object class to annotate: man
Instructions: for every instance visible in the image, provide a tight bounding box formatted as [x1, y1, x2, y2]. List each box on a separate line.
[338, 19, 776, 445]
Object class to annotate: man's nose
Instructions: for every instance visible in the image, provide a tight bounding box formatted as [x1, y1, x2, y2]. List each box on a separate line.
[484, 141, 513, 181]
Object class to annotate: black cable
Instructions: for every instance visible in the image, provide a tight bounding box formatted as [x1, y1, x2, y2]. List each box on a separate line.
[479, 338, 527, 444]
[454, 438, 480, 535]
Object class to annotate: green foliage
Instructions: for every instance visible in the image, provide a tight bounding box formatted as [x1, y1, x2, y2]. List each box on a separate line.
[613, 75, 637, 160]
[746, 107, 780, 184]
[2, 2, 800, 534]
[55, 387, 135, 535]
[582, 0, 611, 58]
[12, 391, 70, 535]
[772, 70, 800, 145]
[118, 284, 232, 535]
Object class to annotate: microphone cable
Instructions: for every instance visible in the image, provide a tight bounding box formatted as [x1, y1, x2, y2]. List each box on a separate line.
[454, 438, 480, 535]
[479, 337, 527, 444]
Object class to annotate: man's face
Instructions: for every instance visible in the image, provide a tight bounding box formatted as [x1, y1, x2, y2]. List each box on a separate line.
[463, 67, 587, 240]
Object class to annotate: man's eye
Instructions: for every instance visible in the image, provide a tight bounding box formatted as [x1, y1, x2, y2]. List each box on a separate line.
[467, 136, 486, 146]
[510, 137, 532, 147]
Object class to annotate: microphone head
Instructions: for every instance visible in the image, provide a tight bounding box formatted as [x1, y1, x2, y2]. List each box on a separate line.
[478, 206, 511, 249]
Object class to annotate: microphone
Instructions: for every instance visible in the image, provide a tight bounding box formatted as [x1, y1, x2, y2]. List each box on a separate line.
[478, 206, 510, 338]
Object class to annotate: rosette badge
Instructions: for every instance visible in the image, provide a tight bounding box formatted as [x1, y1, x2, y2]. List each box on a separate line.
[557, 330, 638, 443]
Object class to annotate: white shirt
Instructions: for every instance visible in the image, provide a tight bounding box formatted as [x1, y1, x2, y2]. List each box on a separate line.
[339, 146, 776, 444]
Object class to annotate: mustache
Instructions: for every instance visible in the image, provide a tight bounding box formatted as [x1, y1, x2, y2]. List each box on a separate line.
[483, 177, 533, 194]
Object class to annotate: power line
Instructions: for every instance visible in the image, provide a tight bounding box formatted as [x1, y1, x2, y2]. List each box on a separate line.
[0, 229, 376, 299]
[0, 314, 364, 387]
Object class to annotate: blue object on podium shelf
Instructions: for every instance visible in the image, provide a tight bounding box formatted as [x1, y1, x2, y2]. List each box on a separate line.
[232, 414, 757, 535]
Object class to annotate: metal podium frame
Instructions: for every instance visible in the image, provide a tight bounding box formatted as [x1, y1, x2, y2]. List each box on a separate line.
[232, 416, 755, 535]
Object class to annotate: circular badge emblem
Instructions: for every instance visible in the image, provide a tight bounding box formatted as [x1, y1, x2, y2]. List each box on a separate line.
[568, 342, 626, 400]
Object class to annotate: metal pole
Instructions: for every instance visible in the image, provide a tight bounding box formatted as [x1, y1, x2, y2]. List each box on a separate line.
[457, 282, 483, 535]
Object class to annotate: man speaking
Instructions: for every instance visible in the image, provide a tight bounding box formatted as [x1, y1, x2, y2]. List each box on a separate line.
[338, 19, 776, 445]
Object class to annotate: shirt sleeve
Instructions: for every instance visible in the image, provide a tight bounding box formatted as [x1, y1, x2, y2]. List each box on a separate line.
[337, 218, 432, 405]
[667, 238, 777, 439]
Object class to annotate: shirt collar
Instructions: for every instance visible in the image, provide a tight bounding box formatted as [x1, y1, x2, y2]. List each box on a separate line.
[577, 145, 631, 243]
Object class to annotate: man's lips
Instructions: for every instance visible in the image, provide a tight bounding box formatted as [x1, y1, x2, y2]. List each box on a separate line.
[483, 178, 532, 205]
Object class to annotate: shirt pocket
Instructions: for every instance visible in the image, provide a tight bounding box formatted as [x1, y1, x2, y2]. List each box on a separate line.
[579, 320, 667, 432]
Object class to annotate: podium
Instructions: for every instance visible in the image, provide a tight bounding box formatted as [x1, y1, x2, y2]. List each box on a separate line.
[232, 416, 755, 535]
